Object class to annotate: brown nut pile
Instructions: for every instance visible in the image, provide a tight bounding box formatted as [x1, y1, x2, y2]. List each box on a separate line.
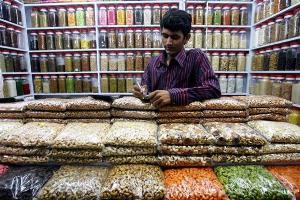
[158, 155, 212, 167]
[65, 111, 111, 119]
[203, 110, 248, 118]
[0, 155, 49, 164]
[260, 153, 300, 165]
[103, 146, 157, 156]
[0, 146, 49, 156]
[233, 95, 293, 108]
[111, 109, 157, 119]
[25, 111, 66, 119]
[65, 97, 111, 110]
[26, 98, 68, 111]
[203, 97, 248, 110]
[104, 155, 158, 165]
[261, 144, 300, 154]
[159, 101, 204, 111]
[112, 96, 156, 110]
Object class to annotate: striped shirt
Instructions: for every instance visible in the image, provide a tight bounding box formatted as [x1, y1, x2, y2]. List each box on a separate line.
[142, 48, 221, 105]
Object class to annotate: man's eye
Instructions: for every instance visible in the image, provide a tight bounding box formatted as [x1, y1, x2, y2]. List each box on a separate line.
[162, 34, 169, 38]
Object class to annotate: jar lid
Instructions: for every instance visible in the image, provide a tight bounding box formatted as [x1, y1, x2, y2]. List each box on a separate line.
[41, 54, 47, 57]
[49, 54, 56, 57]
[35, 75, 42, 78]
[32, 54, 39, 57]
[214, 29, 221, 32]
[117, 52, 125, 55]
[275, 17, 284, 21]
[286, 75, 295, 80]
[100, 29, 107, 32]
[51, 75, 58, 78]
[231, 29, 238, 33]
[229, 52, 236, 55]
[284, 12, 293, 17]
[47, 31, 54, 34]
[64, 30, 71, 33]
[126, 5, 133, 8]
[127, 52, 134, 55]
[68, 7, 75, 11]
[59, 75, 65, 78]
[40, 8, 47, 12]
[74, 53, 81, 56]
[38, 32, 46, 35]
[187, 5, 194, 8]
[223, 6, 230, 9]
[75, 75, 82, 78]
[135, 5, 142, 8]
[236, 75, 243, 78]
[65, 53, 72, 56]
[237, 52, 245, 55]
[76, 7, 84, 10]
[30, 32, 38, 35]
[56, 31, 63, 34]
[195, 29, 203, 32]
[232, 6, 239, 9]
[268, 21, 275, 24]
[58, 7, 66, 10]
[43, 75, 50, 78]
[144, 28, 151, 32]
[101, 52, 108, 55]
[84, 75, 91, 77]
[49, 8, 56, 11]
[90, 52, 97, 55]
[212, 52, 219, 55]
[273, 47, 280, 50]
[162, 4, 169, 7]
[67, 75, 74, 77]
[240, 6, 247, 9]
[11, 52, 17, 55]
[117, 5, 125, 8]
[196, 5, 203, 8]
[17, 53, 24, 56]
[228, 74, 235, 77]
[281, 45, 289, 49]
[214, 6, 221, 9]
[221, 52, 228, 55]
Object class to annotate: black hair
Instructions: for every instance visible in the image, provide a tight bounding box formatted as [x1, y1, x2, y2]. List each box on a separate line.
[160, 9, 192, 36]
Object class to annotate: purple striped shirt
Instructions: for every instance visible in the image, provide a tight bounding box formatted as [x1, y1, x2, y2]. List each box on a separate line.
[142, 48, 221, 105]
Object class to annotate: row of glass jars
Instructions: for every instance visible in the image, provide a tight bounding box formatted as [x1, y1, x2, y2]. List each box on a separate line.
[0, 1, 22, 25]
[250, 74, 300, 104]
[99, 4, 178, 26]
[0, 24, 23, 48]
[252, 43, 300, 71]
[100, 51, 159, 72]
[2, 76, 30, 97]
[33, 74, 98, 94]
[218, 74, 245, 94]
[101, 74, 140, 93]
[186, 4, 249, 25]
[254, 9, 300, 47]
[0, 50, 26, 72]
[30, 6, 95, 27]
[31, 52, 97, 73]
[207, 52, 247, 71]
[99, 28, 162, 49]
[29, 30, 96, 50]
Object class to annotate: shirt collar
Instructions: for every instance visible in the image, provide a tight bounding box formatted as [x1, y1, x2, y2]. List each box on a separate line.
[158, 48, 186, 68]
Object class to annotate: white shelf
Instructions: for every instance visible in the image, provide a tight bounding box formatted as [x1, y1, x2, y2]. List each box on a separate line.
[32, 72, 98, 75]
[13, 0, 24, 5]
[293, 104, 300, 108]
[252, 36, 300, 50]
[0, 19, 24, 29]
[100, 71, 144, 74]
[205, 25, 251, 28]
[98, 48, 164, 51]
[98, 25, 160, 28]
[34, 93, 97, 95]
[96, 1, 180, 4]
[0, 45, 27, 52]
[29, 49, 96, 53]
[254, 2, 300, 26]
[251, 71, 300, 74]
[222, 93, 247, 96]
[186, 1, 207, 3]
[207, 1, 253, 4]
[206, 49, 250, 52]
[14, 94, 33, 100]
[24, 2, 95, 7]
[1, 72, 29, 75]
[215, 71, 248, 74]
[27, 26, 95, 30]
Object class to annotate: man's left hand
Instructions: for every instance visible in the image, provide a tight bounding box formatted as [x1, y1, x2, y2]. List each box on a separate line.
[149, 90, 171, 108]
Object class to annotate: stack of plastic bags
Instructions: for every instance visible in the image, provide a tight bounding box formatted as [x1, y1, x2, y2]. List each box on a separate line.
[49, 122, 110, 164]
[0, 122, 65, 164]
[234, 95, 292, 121]
[103, 120, 158, 164]
[0, 102, 28, 122]
[247, 120, 300, 164]
[157, 102, 203, 124]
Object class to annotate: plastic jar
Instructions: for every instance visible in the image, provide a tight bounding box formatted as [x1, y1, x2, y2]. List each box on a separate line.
[186, 29, 194, 48]
[29, 32, 38, 50]
[144, 29, 152, 48]
[31, 8, 39, 27]
[40, 54, 48, 72]
[58, 75, 66, 93]
[126, 52, 134, 71]
[231, 6, 240, 25]
[42, 75, 50, 93]
[74, 75, 82, 93]
[48, 54, 56, 72]
[206, 6, 213, 25]
[269, 21, 276, 43]
[71, 30, 80, 49]
[50, 75, 58, 93]
[194, 29, 203, 48]
[30, 54, 39, 72]
[56, 54, 65, 72]
[284, 12, 293, 39]
[228, 52, 237, 71]
[82, 53, 92, 71]
[186, 5, 195, 25]
[64, 53, 73, 72]
[34, 76, 42, 93]
[101, 74, 109, 93]
[37, 32, 46, 50]
[117, 5, 125, 25]
[99, 29, 107, 48]
[63, 30, 72, 49]
[161, 4, 170, 19]
[15, 77, 23, 96]
[227, 75, 236, 93]
[117, 52, 126, 71]
[73, 53, 81, 71]
[39, 8, 48, 27]
[85, 6, 94, 26]
[230, 29, 239, 49]
[117, 75, 126, 93]
[83, 75, 91, 92]
[67, 7, 76, 26]
[126, 74, 134, 93]
[58, 7, 67, 27]
[152, 28, 161, 48]
[135, 29, 143, 48]
[269, 46, 280, 70]
[66, 75, 75, 93]
[108, 29, 116, 48]
[99, 6, 107, 25]
[239, 29, 247, 49]
[263, 48, 271, 71]
[220, 52, 229, 71]
[108, 52, 117, 71]
[207, 29, 213, 49]
[80, 31, 89, 49]
[213, 5, 222, 25]
[48, 8, 58, 27]
[286, 42, 299, 70]
[222, 5, 230, 25]
[144, 51, 152, 70]
[240, 6, 248, 25]
[126, 28, 134, 48]
[213, 29, 222, 49]
[292, 75, 300, 104]
[211, 52, 220, 71]
[55, 31, 63, 49]
[278, 45, 289, 70]
[90, 52, 97, 71]
[75, 7, 85, 26]
[46, 31, 55, 50]
[100, 52, 108, 71]
[271, 75, 283, 96]
[91, 75, 98, 93]
[222, 29, 231, 49]
[195, 5, 204, 25]
[281, 75, 294, 100]
[255, 2, 263, 23]
[237, 53, 246, 71]
[117, 28, 126, 48]
[219, 74, 228, 93]
[235, 75, 244, 93]
[125, 5, 133, 25]
[135, 52, 143, 71]
[143, 4, 152, 25]
[134, 5, 143, 25]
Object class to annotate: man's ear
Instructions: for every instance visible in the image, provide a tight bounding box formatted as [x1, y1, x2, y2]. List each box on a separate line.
[184, 33, 191, 45]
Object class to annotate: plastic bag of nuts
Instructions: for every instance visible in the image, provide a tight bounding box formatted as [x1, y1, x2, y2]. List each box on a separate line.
[158, 101, 204, 111]
[203, 122, 267, 146]
[0, 113, 24, 119]
[158, 123, 216, 146]
[261, 144, 300, 154]
[50, 149, 102, 159]
[261, 153, 300, 165]
[104, 155, 158, 165]
[0, 146, 49, 156]
[26, 98, 69, 111]
[212, 154, 262, 164]
[0, 122, 23, 134]
[203, 97, 248, 110]
[35, 166, 108, 200]
[103, 146, 157, 156]
[65, 97, 111, 110]
[248, 114, 287, 121]
[203, 110, 248, 118]
[201, 117, 248, 123]
[247, 120, 300, 143]
[233, 95, 293, 108]
[0, 101, 29, 112]
[52, 123, 109, 150]
[112, 96, 156, 110]
[65, 111, 111, 119]
[157, 118, 202, 124]
[101, 165, 165, 200]
[158, 111, 203, 118]
[0, 155, 50, 164]
[249, 107, 291, 115]
[66, 118, 111, 123]
[158, 155, 212, 167]
[25, 111, 66, 119]
[111, 109, 157, 119]
[51, 157, 102, 164]
[23, 118, 67, 124]
[105, 121, 158, 147]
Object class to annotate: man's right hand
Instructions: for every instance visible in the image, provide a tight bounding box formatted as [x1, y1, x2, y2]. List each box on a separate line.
[132, 85, 144, 99]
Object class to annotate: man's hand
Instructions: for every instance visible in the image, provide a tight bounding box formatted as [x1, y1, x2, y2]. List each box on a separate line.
[149, 90, 171, 108]
[132, 85, 144, 99]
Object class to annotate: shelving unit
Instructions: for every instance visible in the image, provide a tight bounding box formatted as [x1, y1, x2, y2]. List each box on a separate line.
[27, 26, 95, 30]
[252, 36, 300, 50]
[0, 45, 27, 52]
[0, 19, 25, 28]
[251, 71, 300, 74]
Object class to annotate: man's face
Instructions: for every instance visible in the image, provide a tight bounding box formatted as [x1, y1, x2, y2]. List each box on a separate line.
[161, 28, 190, 57]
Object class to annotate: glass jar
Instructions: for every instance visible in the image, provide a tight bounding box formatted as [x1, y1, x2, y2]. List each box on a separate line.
[81, 53, 90, 71]
[90, 52, 97, 72]
[91, 75, 98, 93]
[10, 52, 17, 72]
[227, 75, 236, 93]
[15, 77, 23, 96]
[64, 53, 73, 72]
[284, 12, 293, 39]
[269, 21, 276, 43]
[220, 53, 229, 71]
[237, 53, 246, 71]
[117, 75, 126, 93]
[235, 75, 244, 93]
[67, 7, 76, 26]
[255, 2, 262, 23]
[49, 75, 57, 93]
[31, 8, 39, 27]
[240, 6, 248, 25]
[66, 75, 75, 93]
[161, 4, 170, 18]
[80, 31, 89, 49]
[211, 52, 220, 71]
[54, 31, 63, 50]
[213, 6, 222, 25]
[117, 52, 125, 71]
[206, 6, 213, 25]
[278, 45, 289, 71]
[73, 53, 81, 71]
[144, 29, 152, 48]
[231, 6, 240, 25]
[100, 52, 108, 71]
[135, 52, 143, 71]
[222, 29, 231, 49]
[34, 76, 42, 93]
[152, 29, 161, 48]
[42, 75, 50, 93]
[117, 28, 126, 48]
[72, 7, 84, 26]
[101, 74, 109, 93]
[31, 54, 40, 72]
[194, 29, 203, 48]
[260, 23, 267, 46]
[219, 74, 228, 93]
[254, 27, 260, 48]
[29, 32, 38, 50]
[56, 54, 65, 72]
[48, 8, 58, 27]
[278, 17, 285, 41]
[269, 47, 280, 70]
[109, 74, 117, 93]
[228, 53, 237, 71]
[99, 6, 107, 26]
[134, 5, 143, 25]
[2, 0, 11, 22]
[48, 54, 56, 72]
[281, 76, 294, 100]
[144, 51, 152, 70]
[58, 7, 66, 27]
[37, 32, 46, 50]
[126, 28, 134, 48]
[195, 5, 204, 25]
[143, 5, 151, 25]
[85, 6, 94, 26]
[58, 75, 66, 93]
[239, 30, 247, 49]
[135, 29, 143, 48]
[230, 29, 239, 49]
[108, 29, 116, 48]
[75, 75, 82, 93]
[46, 31, 55, 50]
[126, 74, 134, 93]
[186, 29, 194, 48]
[186, 5, 195, 25]
[72, 30, 80, 49]
[213, 29, 221, 49]
[39, 8, 48, 27]
[40, 54, 48, 72]
[263, 48, 271, 71]
[125, 5, 133, 25]
[99, 29, 107, 48]
[83, 75, 91, 93]
[126, 52, 134, 71]
[117, 5, 125, 25]
[292, 76, 300, 104]
[263, 0, 270, 18]
[259, 75, 272, 95]
[256, 50, 264, 71]
[264, 21, 271, 44]
[17, 53, 26, 72]
[63, 31, 72, 49]
[6, 27, 15, 47]
[108, 52, 117, 71]
[207, 29, 213, 49]
[296, 43, 300, 70]
[286, 42, 299, 70]
[272, 75, 283, 96]
[222, 5, 230, 25]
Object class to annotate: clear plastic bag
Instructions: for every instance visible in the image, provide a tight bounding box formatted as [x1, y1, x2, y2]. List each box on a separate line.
[267, 166, 300, 200]
[50, 148, 101, 158]
[104, 155, 158, 164]
[35, 166, 108, 200]
[52, 157, 101, 164]
[247, 120, 300, 143]
[105, 121, 157, 147]
[0, 146, 49, 156]
[0, 155, 49, 164]
[111, 109, 157, 119]
[201, 117, 247, 123]
[203, 97, 248, 110]
[157, 118, 202, 124]
[214, 165, 294, 200]
[158, 155, 212, 167]
[0, 166, 55, 200]
[0, 122, 65, 147]
[26, 98, 68, 111]
[248, 114, 287, 121]
[101, 165, 165, 200]
[0, 101, 28, 112]
[233, 95, 293, 108]
[67, 119, 110, 123]
[203, 110, 248, 118]
[261, 153, 300, 165]
[212, 154, 261, 164]
[164, 168, 229, 200]
[25, 111, 66, 119]
[103, 146, 157, 156]
[158, 111, 203, 118]
[66, 111, 111, 119]
[23, 118, 66, 124]
[203, 122, 267, 146]
[52, 122, 109, 150]
[159, 101, 204, 111]
[249, 107, 290, 115]
[262, 144, 300, 154]
[112, 96, 156, 110]
[0, 122, 23, 135]
[0, 113, 24, 119]
[158, 123, 216, 146]
[66, 97, 111, 110]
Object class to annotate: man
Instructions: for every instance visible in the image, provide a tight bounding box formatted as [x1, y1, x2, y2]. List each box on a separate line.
[133, 9, 221, 107]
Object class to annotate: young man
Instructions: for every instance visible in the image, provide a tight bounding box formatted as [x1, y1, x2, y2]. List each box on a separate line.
[133, 9, 221, 107]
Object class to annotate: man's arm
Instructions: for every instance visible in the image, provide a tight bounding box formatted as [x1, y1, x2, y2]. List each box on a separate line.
[168, 52, 221, 105]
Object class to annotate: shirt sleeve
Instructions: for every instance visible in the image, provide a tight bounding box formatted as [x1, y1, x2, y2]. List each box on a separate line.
[141, 62, 152, 92]
[168, 52, 221, 105]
